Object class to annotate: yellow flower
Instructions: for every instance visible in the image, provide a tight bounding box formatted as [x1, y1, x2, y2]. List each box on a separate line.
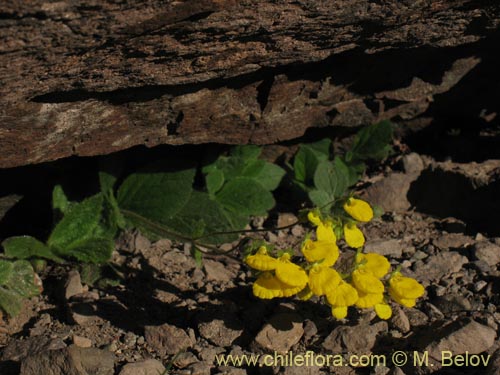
[355, 291, 384, 308]
[274, 253, 309, 288]
[253, 272, 305, 299]
[344, 223, 365, 248]
[351, 269, 384, 294]
[307, 211, 322, 226]
[308, 265, 341, 296]
[343, 198, 373, 222]
[355, 253, 390, 278]
[326, 281, 359, 319]
[389, 272, 425, 308]
[374, 303, 392, 320]
[301, 224, 339, 267]
[245, 246, 279, 271]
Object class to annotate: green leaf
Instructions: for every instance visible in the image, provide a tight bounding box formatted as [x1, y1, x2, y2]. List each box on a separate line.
[231, 145, 261, 161]
[313, 159, 348, 200]
[48, 194, 104, 250]
[52, 185, 70, 214]
[350, 120, 393, 161]
[165, 191, 241, 244]
[7, 260, 41, 298]
[117, 162, 196, 224]
[293, 139, 331, 185]
[0, 260, 13, 285]
[0, 287, 23, 316]
[308, 189, 332, 209]
[216, 177, 275, 217]
[58, 237, 115, 264]
[2, 236, 64, 263]
[241, 160, 285, 191]
[206, 169, 225, 196]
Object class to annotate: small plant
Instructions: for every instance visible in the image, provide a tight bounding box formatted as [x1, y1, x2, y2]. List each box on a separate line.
[244, 199, 425, 320]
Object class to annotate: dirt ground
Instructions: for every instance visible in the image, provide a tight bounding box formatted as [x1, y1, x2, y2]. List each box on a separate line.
[0, 131, 499, 375]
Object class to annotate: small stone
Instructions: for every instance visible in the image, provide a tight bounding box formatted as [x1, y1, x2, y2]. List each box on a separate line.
[402, 153, 424, 174]
[405, 309, 429, 327]
[119, 359, 166, 375]
[277, 213, 297, 228]
[20, 345, 114, 375]
[426, 319, 496, 360]
[362, 173, 417, 212]
[391, 306, 410, 333]
[302, 319, 318, 342]
[174, 352, 198, 369]
[323, 321, 388, 354]
[432, 295, 472, 315]
[486, 348, 500, 375]
[69, 302, 101, 326]
[433, 233, 473, 250]
[474, 241, 500, 266]
[197, 312, 244, 347]
[64, 270, 84, 300]
[413, 251, 468, 283]
[254, 313, 304, 353]
[215, 367, 248, 375]
[203, 259, 234, 282]
[282, 365, 322, 375]
[73, 335, 92, 348]
[364, 239, 403, 258]
[180, 361, 211, 375]
[145, 324, 194, 356]
[1, 336, 66, 362]
[474, 280, 488, 292]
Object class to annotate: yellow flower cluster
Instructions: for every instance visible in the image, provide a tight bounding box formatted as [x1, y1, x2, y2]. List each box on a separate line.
[244, 198, 425, 321]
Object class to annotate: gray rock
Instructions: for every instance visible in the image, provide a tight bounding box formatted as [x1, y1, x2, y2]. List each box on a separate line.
[391, 306, 411, 333]
[20, 345, 115, 375]
[282, 365, 322, 375]
[72, 335, 92, 348]
[145, 323, 194, 356]
[176, 361, 211, 375]
[322, 321, 388, 354]
[413, 251, 468, 283]
[203, 259, 235, 282]
[362, 173, 417, 212]
[65, 270, 84, 300]
[1, 336, 66, 362]
[198, 312, 244, 347]
[486, 348, 500, 375]
[474, 241, 500, 266]
[364, 239, 403, 258]
[433, 233, 473, 250]
[431, 295, 472, 315]
[69, 302, 101, 326]
[426, 320, 496, 360]
[119, 359, 166, 375]
[254, 313, 304, 353]
[401, 153, 424, 175]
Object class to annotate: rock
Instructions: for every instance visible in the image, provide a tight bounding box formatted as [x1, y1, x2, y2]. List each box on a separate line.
[254, 313, 304, 353]
[277, 213, 298, 228]
[432, 295, 472, 315]
[215, 367, 248, 375]
[426, 320, 496, 360]
[203, 259, 234, 282]
[144, 323, 194, 356]
[65, 270, 84, 300]
[177, 361, 211, 375]
[322, 321, 388, 354]
[391, 306, 411, 333]
[72, 335, 92, 348]
[433, 233, 473, 250]
[364, 239, 403, 258]
[174, 352, 199, 369]
[68, 302, 101, 326]
[119, 359, 166, 375]
[302, 319, 318, 343]
[197, 312, 244, 347]
[282, 365, 322, 375]
[401, 153, 425, 174]
[486, 348, 500, 375]
[413, 251, 468, 283]
[362, 173, 417, 212]
[1, 336, 66, 362]
[404, 309, 429, 327]
[474, 241, 500, 266]
[20, 345, 115, 375]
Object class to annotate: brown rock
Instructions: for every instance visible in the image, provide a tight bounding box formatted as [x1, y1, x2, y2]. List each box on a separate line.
[119, 359, 166, 375]
[144, 323, 194, 356]
[413, 251, 468, 283]
[197, 312, 244, 347]
[474, 241, 500, 267]
[254, 313, 304, 353]
[322, 321, 388, 354]
[426, 320, 496, 360]
[20, 345, 115, 375]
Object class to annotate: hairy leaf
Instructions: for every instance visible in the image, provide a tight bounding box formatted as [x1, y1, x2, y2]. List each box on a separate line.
[350, 121, 393, 161]
[2, 236, 64, 263]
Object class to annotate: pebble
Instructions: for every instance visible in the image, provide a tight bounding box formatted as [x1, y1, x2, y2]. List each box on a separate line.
[254, 313, 304, 353]
[73, 335, 92, 348]
[119, 359, 166, 375]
